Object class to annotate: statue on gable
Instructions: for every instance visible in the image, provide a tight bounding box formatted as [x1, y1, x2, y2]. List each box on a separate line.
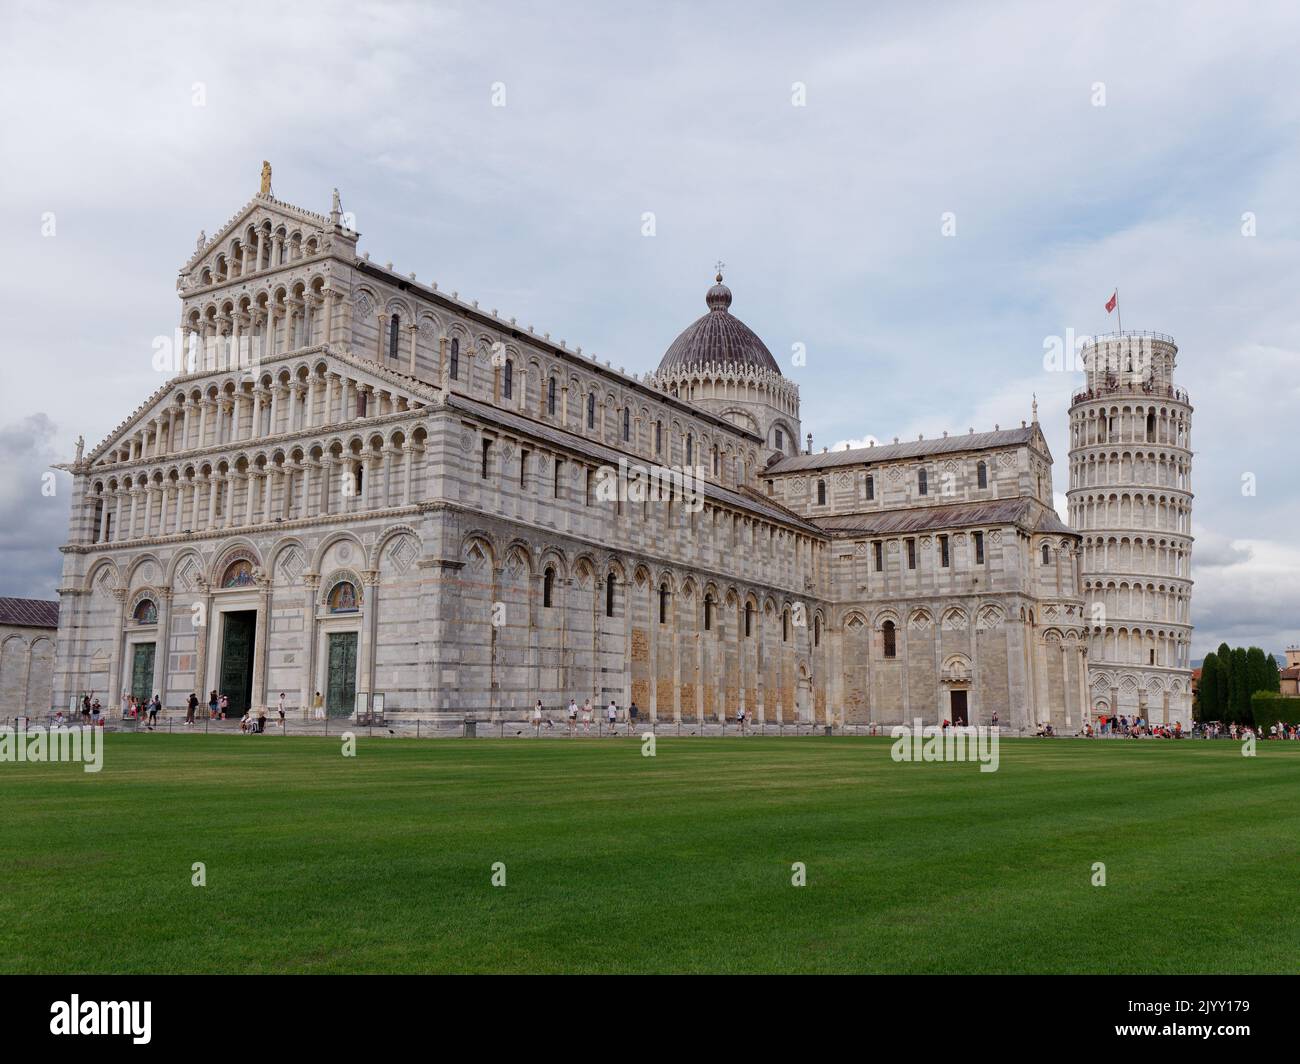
[259, 161, 272, 197]
[195, 229, 206, 253]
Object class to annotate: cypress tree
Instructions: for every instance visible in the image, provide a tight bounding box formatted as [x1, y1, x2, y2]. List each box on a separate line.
[1200, 652, 1220, 719]
[1215, 642, 1233, 718]
[1246, 647, 1269, 697]
[1231, 646, 1250, 722]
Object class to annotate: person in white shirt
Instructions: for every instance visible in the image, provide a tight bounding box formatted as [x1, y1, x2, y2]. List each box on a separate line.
[533, 700, 543, 734]
[568, 699, 578, 735]
[582, 700, 592, 734]
[737, 707, 747, 735]
[607, 700, 617, 734]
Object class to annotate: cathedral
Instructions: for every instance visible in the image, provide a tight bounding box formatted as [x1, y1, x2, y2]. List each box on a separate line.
[49, 170, 1192, 730]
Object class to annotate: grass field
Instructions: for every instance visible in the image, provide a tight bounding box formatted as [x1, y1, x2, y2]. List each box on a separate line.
[1, 733, 1297, 973]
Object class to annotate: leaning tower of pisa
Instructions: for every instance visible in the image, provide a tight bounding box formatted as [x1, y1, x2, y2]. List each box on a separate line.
[1067, 332, 1194, 726]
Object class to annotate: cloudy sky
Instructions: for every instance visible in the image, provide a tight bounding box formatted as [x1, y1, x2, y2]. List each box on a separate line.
[1, 0, 1296, 659]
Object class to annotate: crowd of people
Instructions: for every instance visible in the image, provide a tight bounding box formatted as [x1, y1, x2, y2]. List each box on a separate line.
[531, 698, 644, 735]
[1195, 720, 1300, 741]
[48, 693, 1296, 743]
[1076, 715, 1184, 738]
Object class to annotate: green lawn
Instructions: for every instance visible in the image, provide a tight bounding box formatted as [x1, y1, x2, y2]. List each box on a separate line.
[1, 734, 1297, 973]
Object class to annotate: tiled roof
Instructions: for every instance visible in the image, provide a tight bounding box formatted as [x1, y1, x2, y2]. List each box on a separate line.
[0, 597, 59, 628]
[447, 393, 824, 535]
[811, 498, 1074, 538]
[657, 278, 781, 376]
[767, 427, 1039, 473]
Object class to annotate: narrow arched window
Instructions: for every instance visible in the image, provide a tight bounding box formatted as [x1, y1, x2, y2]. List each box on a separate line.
[918, 468, 928, 495]
[1042, 543, 1051, 565]
[503, 359, 513, 399]
[623, 406, 630, 442]
[882, 620, 896, 658]
[775, 428, 784, 452]
[704, 594, 714, 631]
[659, 585, 668, 624]
[782, 610, 790, 641]
[450, 338, 459, 380]
[817, 479, 826, 506]
[1146, 410, 1155, 441]
[605, 572, 616, 617]
[587, 392, 595, 429]
[814, 615, 821, 647]
[686, 434, 693, 465]
[655, 421, 662, 455]
[866, 474, 875, 500]
[547, 376, 556, 415]
[744, 602, 753, 637]
[977, 461, 987, 489]
[543, 566, 554, 608]
[388, 314, 400, 361]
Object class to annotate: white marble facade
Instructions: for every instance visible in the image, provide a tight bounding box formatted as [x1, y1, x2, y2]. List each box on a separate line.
[1067, 334, 1195, 725]
[48, 177, 1128, 730]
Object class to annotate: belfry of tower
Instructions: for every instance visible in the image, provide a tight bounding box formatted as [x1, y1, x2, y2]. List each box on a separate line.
[1067, 331, 1195, 725]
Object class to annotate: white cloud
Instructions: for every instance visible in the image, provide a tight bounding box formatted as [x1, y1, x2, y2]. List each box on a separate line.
[0, 1, 1297, 654]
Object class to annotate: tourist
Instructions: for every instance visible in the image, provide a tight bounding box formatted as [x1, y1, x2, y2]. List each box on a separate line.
[313, 691, 325, 720]
[240, 711, 251, 733]
[737, 706, 747, 735]
[607, 700, 617, 734]
[567, 698, 578, 735]
[208, 690, 219, 719]
[582, 700, 592, 734]
[81, 694, 92, 723]
[148, 695, 160, 729]
[186, 692, 198, 725]
[991, 710, 999, 730]
[277, 692, 286, 729]
[533, 699, 543, 734]
[219, 693, 230, 719]
[257, 709, 267, 735]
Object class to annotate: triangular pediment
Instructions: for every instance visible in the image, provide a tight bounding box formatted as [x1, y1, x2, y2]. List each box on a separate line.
[178, 193, 346, 289]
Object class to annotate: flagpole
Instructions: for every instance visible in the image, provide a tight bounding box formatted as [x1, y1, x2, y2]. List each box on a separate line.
[1116, 287, 1122, 334]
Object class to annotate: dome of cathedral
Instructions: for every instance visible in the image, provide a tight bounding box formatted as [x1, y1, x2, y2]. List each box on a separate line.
[657, 273, 781, 376]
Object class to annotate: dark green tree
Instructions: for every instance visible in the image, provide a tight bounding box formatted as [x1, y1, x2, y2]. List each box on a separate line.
[1247, 646, 1270, 699]
[1265, 653, 1281, 693]
[1199, 652, 1221, 719]
[1231, 646, 1250, 722]
[1215, 642, 1233, 718]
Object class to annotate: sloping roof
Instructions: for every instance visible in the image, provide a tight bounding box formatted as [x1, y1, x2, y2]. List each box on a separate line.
[811, 498, 1074, 538]
[768, 427, 1040, 473]
[0, 597, 59, 628]
[446, 393, 824, 535]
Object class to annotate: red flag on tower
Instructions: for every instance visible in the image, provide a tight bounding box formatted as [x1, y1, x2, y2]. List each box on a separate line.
[1105, 290, 1118, 313]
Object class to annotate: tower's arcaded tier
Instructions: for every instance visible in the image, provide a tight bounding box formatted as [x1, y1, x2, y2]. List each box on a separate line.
[1067, 332, 1194, 725]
